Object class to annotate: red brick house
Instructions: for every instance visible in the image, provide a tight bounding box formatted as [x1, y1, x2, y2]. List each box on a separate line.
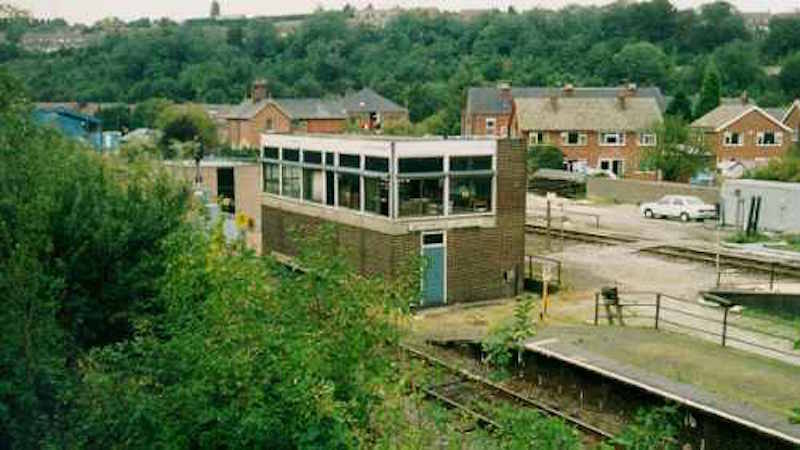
[690, 101, 794, 168]
[461, 83, 666, 142]
[782, 99, 800, 144]
[509, 85, 664, 177]
[222, 81, 408, 148]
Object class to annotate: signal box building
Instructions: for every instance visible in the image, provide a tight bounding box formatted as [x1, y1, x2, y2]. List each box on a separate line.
[260, 134, 526, 306]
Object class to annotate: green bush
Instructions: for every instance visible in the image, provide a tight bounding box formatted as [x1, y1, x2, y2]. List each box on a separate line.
[528, 146, 565, 174]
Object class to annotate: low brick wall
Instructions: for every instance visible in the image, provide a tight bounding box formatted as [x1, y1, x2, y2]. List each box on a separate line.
[587, 177, 720, 205]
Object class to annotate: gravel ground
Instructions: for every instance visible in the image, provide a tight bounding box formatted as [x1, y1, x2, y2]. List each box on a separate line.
[526, 194, 800, 366]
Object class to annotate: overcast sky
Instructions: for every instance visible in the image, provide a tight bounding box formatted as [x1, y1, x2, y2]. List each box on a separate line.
[14, 0, 800, 25]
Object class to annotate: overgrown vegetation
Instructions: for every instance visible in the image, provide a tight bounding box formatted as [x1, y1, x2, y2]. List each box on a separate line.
[527, 146, 565, 175]
[481, 296, 537, 378]
[747, 144, 800, 182]
[640, 117, 712, 181]
[606, 405, 682, 450]
[3, 1, 800, 132]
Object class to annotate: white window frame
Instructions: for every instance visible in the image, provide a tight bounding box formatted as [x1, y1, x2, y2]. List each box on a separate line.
[561, 131, 588, 146]
[638, 133, 657, 147]
[529, 131, 545, 146]
[756, 130, 781, 147]
[723, 131, 743, 147]
[598, 158, 625, 176]
[485, 117, 496, 135]
[599, 132, 625, 147]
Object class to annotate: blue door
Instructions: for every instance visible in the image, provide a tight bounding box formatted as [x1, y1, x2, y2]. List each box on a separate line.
[422, 232, 446, 306]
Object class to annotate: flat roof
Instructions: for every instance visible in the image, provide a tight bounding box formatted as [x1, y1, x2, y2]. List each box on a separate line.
[262, 133, 498, 158]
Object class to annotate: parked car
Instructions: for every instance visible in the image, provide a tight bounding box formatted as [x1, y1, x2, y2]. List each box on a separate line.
[640, 195, 717, 222]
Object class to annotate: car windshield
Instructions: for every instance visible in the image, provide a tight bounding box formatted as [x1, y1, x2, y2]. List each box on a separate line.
[684, 197, 704, 205]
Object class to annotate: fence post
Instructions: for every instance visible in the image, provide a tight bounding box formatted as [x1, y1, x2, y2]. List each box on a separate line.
[769, 263, 775, 291]
[655, 293, 661, 330]
[721, 306, 729, 347]
[557, 261, 562, 287]
[594, 293, 599, 326]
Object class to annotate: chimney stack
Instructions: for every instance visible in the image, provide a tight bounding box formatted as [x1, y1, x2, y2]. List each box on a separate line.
[498, 81, 512, 110]
[252, 79, 269, 103]
[627, 83, 637, 94]
[549, 88, 559, 111]
[563, 83, 575, 96]
[740, 91, 749, 105]
[617, 91, 627, 110]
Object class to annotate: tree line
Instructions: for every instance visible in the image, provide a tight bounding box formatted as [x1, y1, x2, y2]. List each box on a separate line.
[2, 1, 800, 134]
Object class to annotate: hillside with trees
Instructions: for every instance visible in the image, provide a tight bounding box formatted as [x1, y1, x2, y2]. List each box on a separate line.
[2, 1, 800, 133]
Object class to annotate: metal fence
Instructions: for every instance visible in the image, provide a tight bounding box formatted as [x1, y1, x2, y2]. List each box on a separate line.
[592, 290, 799, 362]
[525, 255, 562, 288]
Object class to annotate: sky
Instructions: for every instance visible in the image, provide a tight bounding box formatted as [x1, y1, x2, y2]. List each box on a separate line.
[13, 0, 800, 25]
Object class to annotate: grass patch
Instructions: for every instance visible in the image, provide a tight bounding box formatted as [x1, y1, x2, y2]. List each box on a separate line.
[725, 231, 771, 244]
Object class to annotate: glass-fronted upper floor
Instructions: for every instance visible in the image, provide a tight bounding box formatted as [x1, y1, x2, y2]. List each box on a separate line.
[260, 135, 498, 221]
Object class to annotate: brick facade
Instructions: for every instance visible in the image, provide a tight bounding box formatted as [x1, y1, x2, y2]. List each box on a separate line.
[464, 113, 513, 137]
[260, 139, 526, 304]
[521, 130, 649, 176]
[227, 103, 292, 149]
[785, 104, 800, 144]
[305, 118, 347, 134]
[701, 109, 792, 164]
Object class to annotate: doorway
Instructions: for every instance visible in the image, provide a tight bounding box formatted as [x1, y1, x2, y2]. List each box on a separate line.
[421, 231, 446, 306]
[217, 167, 235, 214]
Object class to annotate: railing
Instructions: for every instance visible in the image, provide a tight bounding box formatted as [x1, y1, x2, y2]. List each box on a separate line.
[592, 290, 799, 361]
[525, 255, 562, 288]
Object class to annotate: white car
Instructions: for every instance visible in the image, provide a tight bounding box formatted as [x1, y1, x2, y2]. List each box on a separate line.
[640, 195, 717, 222]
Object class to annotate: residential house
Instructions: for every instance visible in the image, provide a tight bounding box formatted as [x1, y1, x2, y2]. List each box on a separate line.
[33, 106, 103, 150]
[690, 98, 793, 168]
[783, 100, 800, 144]
[221, 81, 408, 148]
[259, 134, 526, 306]
[509, 85, 664, 177]
[462, 83, 666, 140]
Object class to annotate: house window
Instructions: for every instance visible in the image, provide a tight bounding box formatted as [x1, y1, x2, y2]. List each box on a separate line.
[263, 146, 279, 160]
[263, 162, 279, 194]
[485, 117, 496, 134]
[303, 150, 322, 165]
[638, 133, 657, 147]
[282, 148, 300, 161]
[365, 156, 389, 173]
[529, 131, 545, 146]
[599, 132, 625, 146]
[560, 131, 588, 146]
[450, 175, 492, 214]
[757, 131, 782, 146]
[723, 132, 742, 146]
[339, 153, 361, 169]
[599, 159, 625, 176]
[265, 118, 273, 131]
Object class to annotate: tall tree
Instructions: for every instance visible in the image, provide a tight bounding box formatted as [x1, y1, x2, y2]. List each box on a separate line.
[780, 53, 800, 100]
[695, 62, 722, 119]
[666, 89, 692, 120]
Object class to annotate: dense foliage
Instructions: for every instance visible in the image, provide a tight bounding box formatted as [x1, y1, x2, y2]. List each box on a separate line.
[641, 117, 711, 181]
[528, 146, 566, 174]
[3, 1, 800, 133]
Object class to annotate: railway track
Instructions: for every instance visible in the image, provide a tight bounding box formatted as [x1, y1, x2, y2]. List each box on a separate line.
[525, 223, 639, 246]
[639, 245, 800, 279]
[401, 343, 615, 445]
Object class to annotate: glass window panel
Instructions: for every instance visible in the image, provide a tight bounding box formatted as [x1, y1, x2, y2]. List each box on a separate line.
[282, 165, 301, 198]
[282, 148, 300, 161]
[450, 156, 492, 172]
[450, 175, 492, 214]
[303, 150, 322, 164]
[423, 233, 443, 245]
[325, 152, 334, 166]
[337, 173, 360, 210]
[263, 146, 279, 160]
[364, 177, 390, 217]
[339, 153, 360, 168]
[302, 168, 324, 203]
[398, 177, 444, 217]
[326, 171, 335, 206]
[399, 157, 443, 173]
[263, 162, 279, 194]
[365, 156, 389, 173]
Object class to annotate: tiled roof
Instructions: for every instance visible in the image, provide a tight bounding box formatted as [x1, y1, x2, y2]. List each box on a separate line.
[690, 104, 752, 129]
[514, 96, 663, 132]
[341, 88, 407, 113]
[763, 107, 786, 123]
[466, 86, 667, 115]
[222, 88, 404, 120]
